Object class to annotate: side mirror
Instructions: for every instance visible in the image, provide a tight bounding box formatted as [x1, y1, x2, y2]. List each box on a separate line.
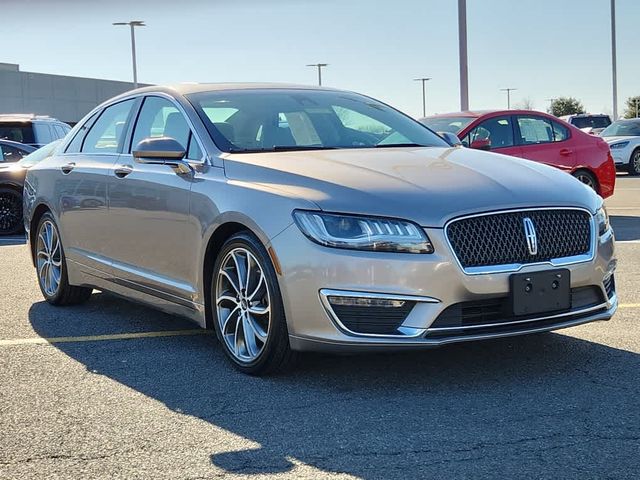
[470, 138, 491, 151]
[132, 137, 192, 174]
[438, 132, 462, 147]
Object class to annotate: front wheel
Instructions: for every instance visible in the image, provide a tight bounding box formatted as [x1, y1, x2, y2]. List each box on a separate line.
[627, 149, 640, 176]
[35, 212, 92, 305]
[0, 188, 23, 235]
[211, 232, 296, 375]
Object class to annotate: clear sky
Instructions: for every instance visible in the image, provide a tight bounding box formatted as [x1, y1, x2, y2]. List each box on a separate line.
[3, 0, 639, 118]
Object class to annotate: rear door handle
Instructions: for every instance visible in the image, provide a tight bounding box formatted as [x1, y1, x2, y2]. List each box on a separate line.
[61, 162, 76, 174]
[559, 148, 573, 156]
[114, 165, 134, 178]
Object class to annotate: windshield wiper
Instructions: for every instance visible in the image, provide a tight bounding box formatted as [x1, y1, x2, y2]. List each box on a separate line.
[374, 143, 429, 148]
[228, 145, 338, 153]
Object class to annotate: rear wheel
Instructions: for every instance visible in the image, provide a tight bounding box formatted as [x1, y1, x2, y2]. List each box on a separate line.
[627, 149, 640, 176]
[35, 212, 92, 305]
[211, 232, 295, 375]
[572, 170, 598, 193]
[0, 188, 23, 236]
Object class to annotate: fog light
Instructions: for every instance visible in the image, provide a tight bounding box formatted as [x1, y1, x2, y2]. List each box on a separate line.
[327, 296, 406, 308]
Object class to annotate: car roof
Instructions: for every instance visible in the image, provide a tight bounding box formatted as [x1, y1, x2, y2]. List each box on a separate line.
[121, 82, 341, 97]
[0, 114, 62, 123]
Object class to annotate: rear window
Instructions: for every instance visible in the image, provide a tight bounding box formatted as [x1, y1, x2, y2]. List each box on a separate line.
[570, 116, 611, 129]
[0, 123, 35, 144]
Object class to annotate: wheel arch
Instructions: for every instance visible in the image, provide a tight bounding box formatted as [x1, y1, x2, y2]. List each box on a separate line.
[572, 167, 601, 196]
[28, 203, 54, 266]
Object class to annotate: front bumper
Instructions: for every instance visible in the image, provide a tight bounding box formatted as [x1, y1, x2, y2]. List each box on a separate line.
[270, 222, 617, 353]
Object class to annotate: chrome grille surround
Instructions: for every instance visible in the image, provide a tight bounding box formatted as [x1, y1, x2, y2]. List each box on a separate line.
[444, 207, 596, 275]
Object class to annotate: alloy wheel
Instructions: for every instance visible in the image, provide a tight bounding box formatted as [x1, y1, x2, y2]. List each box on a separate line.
[0, 191, 22, 234]
[215, 247, 271, 363]
[574, 172, 596, 191]
[36, 220, 62, 297]
[632, 151, 640, 175]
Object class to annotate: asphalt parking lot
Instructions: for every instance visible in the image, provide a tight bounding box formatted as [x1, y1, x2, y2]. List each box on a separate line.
[1, 176, 639, 479]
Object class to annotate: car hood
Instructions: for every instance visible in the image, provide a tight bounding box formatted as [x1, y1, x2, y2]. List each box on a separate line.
[223, 147, 600, 227]
[604, 136, 640, 144]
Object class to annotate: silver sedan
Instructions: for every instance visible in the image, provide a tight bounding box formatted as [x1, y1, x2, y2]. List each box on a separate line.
[24, 84, 617, 375]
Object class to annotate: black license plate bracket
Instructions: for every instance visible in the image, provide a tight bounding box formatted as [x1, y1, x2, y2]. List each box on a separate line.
[510, 269, 571, 316]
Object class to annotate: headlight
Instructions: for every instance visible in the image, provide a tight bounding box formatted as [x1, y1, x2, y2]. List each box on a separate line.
[610, 141, 629, 149]
[292, 210, 434, 253]
[595, 207, 610, 236]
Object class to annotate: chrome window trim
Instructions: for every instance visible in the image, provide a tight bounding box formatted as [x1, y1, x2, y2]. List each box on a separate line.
[443, 206, 596, 276]
[319, 288, 439, 339]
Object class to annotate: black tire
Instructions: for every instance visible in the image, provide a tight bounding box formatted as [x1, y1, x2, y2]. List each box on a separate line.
[627, 149, 640, 176]
[572, 170, 599, 194]
[211, 231, 296, 375]
[35, 212, 92, 306]
[0, 187, 23, 236]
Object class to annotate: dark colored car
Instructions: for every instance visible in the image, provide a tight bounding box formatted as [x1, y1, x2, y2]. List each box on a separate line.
[0, 140, 61, 235]
[0, 139, 35, 163]
[421, 110, 616, 198]
[0, 114, 71, 148]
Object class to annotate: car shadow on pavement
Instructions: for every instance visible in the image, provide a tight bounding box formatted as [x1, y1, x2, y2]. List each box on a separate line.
[610, 215, 640, 241]
[29, 295, 640, 478]
[0, 235, 26, 246]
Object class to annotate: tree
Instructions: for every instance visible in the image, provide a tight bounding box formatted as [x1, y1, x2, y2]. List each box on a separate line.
[547, 97, 586, 117]
[516, 97, 534, 110]
[623, 96, 640, 119]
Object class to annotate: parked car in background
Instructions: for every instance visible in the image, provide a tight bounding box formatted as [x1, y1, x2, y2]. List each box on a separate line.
[0, 139, 36, 163]
[0, 140, 61, 235]
[23, 84, 616, 375]
[0, 114, 71, 148]
[601, 118, 640, 175]
[421, 110, 615, 198]
[561, 114, 612, 136]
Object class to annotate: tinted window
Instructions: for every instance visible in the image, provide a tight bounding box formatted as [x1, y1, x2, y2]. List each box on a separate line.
[0, 124, 35, 144]
[0, 144, 29, 162]
[517, 116, 554, 144]
[34, 123, 53, 144]
[571, 116, 611, 129]
[52, 124, 66, 139]
[464, 116, 514, 149]
[81, 99, 135, 154]
[189, 89, 447, 152]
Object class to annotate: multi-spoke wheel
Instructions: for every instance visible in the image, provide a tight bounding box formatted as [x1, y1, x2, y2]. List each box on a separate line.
[212, 232, 295, 375]
[0, 188, 23, 236]
[35, 212, 92, 305]
[628, 149, 640, 176]
[572, 170, 598, 194]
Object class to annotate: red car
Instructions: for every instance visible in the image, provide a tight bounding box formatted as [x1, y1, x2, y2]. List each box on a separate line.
[421, 110, 616, 198]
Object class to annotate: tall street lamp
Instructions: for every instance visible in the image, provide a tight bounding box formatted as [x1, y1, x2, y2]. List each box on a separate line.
[500, 88, 517, 109]
[113, 20, 146, 88]
[306, 63, 328, 86]
[458, 0, 469, 111]
[414, 77, 432, 117]
[610, 0, 618, 119]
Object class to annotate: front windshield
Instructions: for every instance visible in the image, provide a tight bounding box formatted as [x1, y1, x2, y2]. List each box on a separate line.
[187, 89, 448, 153]
[420, 116, 475, 134]
[601, 120, 640, 137]
[17, 139, 61, 168]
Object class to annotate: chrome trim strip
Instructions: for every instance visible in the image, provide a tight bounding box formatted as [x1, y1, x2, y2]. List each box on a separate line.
[319, 289, 439, 338]
[443, 207, 596, 276]
[425, 301, 609, 333]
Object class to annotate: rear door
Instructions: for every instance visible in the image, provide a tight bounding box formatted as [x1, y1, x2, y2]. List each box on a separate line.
[514, 115, 576, 171]
[56, 98, 137, 274]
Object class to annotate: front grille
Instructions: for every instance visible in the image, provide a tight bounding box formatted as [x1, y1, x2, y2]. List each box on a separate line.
[331, 302, 415, 335]
[429, 286, 605, 330]
[446, 209, 592, 269]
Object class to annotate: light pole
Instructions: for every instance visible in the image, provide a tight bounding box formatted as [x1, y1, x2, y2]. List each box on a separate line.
[414, 77, 432, 117]
[113, 20, 145, 88]
[458, 0, 469, 110]
[306, 63, 328, 86]
[611, 0, 618, 119]
[500, 88, 517, 109]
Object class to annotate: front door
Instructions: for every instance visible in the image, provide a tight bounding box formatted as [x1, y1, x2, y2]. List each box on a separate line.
[106, 95, 204, 302]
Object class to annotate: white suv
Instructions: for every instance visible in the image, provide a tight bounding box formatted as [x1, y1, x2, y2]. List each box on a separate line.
[0, 114, 71, 148]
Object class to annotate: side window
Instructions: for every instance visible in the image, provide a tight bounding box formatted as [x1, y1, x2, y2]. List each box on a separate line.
[517, 116, 554, 145]
[551, 120, 569, 142]
[131, 96, 201, 160]
[53, 125, 66, 139]
[81, 99, 135, 154]
[33, 123, 53, 144]
[1, 145, 28, 162]
[467, 116, 514, 149]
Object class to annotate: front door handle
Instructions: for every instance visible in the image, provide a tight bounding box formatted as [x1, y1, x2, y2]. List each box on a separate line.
[559, 148, 573, 156]
[114, 165, 134, 178]
[61, 162, 76, 174]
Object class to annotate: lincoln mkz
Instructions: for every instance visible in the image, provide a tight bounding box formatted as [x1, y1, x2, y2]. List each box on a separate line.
[24, 84, 617, 374]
